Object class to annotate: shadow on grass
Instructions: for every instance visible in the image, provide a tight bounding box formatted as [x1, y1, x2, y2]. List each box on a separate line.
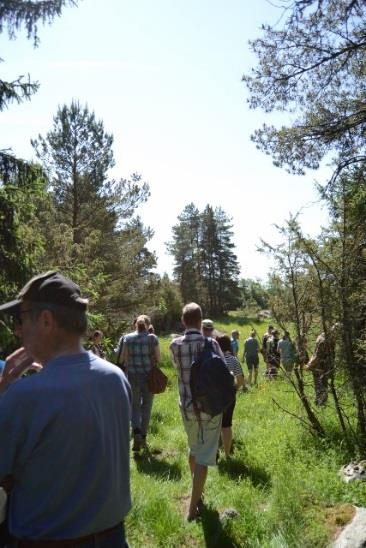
[134, 452, 182, 481]
[199, 506, 240, 548]
[218, 457, 271, 489]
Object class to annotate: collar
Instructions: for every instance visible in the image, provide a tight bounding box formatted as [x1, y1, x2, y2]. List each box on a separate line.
[184, 328, 202, 335]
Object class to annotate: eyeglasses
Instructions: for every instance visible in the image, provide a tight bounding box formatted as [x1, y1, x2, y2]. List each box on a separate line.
[12, 309, 33, 326]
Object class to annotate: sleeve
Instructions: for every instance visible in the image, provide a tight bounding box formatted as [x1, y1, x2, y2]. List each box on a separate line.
[169, 342, 178, 369]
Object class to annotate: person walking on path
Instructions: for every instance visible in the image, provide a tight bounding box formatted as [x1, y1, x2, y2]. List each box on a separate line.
[305, 324, 338, 406]
[216, 335, 244, 458]
[295, 335, 309, 376]
[243, 330, 260, 386]
[261, 324, 274, 369]
[121, 314, 160, 451]
[0, 271, 131, 547]
[170, 303, 223, 521]
[89, 329, 106, 359]
[202, 318, 216, 338]
[266, 329, 280, 373]
[230, 330, 240, 357]
[278, 331, 296, 376]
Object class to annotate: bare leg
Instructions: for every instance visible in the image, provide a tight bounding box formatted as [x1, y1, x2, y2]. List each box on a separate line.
[221, 427, 232, 457]
[188, 463, 208, 520]
[189, 453, 195, 477]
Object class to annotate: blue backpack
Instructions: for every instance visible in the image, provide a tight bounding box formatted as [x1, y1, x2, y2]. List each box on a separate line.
[190, 338, 236, 417]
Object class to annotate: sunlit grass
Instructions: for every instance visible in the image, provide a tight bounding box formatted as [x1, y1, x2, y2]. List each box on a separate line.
[125, 315, 363, 547]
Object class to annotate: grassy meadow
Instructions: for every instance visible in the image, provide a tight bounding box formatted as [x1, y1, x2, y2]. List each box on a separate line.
[125, 314, 366, 547]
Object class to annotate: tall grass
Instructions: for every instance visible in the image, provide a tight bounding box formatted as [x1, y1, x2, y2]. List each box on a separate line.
[125, 315, 365, 547]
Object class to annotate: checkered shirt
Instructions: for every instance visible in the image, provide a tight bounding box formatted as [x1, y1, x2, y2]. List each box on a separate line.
[124, 331, 158, 374]
[170, 329, 223, 414]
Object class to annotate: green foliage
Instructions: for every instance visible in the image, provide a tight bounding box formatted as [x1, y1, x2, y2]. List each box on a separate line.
[168, 203, 241, 315]
[0, 1, 78, 111]
[0, 161, 48, 353]
[240, 277, 270, 310]
[127, 323, 365, 547]
[148, 274, 183, 333]
[244, 0, 366, 181]
[31, 101, 156, 329]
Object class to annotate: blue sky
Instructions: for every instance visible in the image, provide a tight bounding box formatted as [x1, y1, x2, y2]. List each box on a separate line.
[0, 0, 329, 279]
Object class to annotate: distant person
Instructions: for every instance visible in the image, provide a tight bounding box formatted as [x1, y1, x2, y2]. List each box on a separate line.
[305, 324, 339, 405]
[89, 329, 106, 359]
[170, 303, 223, 521]
[216, 335, 244, 457]
[295, 335, 309, 375]
[243, 330, 260, 386]
[278, 331, 295, 375]
[202, 318, 215, 338]
[266, 329, 280, 378]
[121, 314, 160, 451]
[0, 271, 131, 545]
[262, 324, 274, 367]
[230, 330, 240, 357]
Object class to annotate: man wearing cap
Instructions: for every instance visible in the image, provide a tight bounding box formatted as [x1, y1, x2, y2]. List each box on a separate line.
[0, 271, 131, 547]
[202, 318, 215, 338]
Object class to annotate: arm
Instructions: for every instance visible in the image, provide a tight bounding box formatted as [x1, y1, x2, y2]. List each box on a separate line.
[154, 343, 161, 365]
[120, 344, 129, 371]
[235, 374, 245, 387]
[0, 348, 42, 396]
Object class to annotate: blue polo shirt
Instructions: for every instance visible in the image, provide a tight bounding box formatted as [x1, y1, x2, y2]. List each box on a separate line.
[0, 351, 131, 540]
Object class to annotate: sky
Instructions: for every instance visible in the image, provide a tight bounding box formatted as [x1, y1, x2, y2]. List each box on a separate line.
[0, 0, 330, 280]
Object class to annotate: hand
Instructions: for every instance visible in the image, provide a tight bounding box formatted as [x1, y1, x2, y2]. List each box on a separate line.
[0, 347, 42, 392]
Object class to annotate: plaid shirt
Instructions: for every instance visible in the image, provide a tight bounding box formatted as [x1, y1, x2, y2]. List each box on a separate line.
[170, 329, 223, 415]
[124, 331, 158, 374]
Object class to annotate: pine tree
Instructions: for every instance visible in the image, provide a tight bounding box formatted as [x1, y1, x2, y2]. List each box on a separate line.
[168, 204, 241, 314]
[243, 0, 366, 182]
[0, 1, 78, 178]
[167, 203, 202, 304]
[32, 102, 155, 319]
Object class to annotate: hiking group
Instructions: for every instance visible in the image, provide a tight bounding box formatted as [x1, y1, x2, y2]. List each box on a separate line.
[0, 271, 337, 546]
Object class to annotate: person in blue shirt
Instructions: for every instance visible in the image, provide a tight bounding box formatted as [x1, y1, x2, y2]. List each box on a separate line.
[231, 330, 240, 357]
[0, 271, 131, 547]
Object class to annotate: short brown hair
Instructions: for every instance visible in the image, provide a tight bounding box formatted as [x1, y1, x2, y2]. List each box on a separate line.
[216, 334, 232, 353]
[136, 314, 150, 332]
[182, 302, 202, 326]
